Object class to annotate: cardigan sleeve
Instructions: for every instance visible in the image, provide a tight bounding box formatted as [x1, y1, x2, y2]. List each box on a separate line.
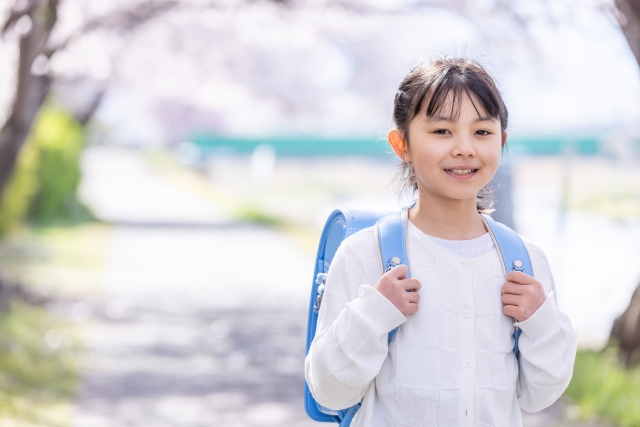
[514, 243, 578, 413]
[304, 238, 406, 410]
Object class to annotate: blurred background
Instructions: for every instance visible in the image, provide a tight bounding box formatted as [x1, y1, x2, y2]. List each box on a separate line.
[0, 0, 639, 426]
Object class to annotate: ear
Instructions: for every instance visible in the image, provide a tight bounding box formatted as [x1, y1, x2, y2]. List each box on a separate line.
[501, 131, 508, 148]
[388, 129, 411, 163]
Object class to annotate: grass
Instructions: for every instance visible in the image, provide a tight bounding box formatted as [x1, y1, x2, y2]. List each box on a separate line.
[234, 205, 289, 228]
[564, 347, 640, 426]
[0, 223, 112, 297]
[513, 157, 640, 221]
[0, 302, 82, 426]
[574, 190, 640, 220]
[0, 222, 111, 425]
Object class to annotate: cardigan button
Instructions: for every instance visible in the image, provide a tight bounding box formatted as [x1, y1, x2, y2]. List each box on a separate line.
[465, 360, 473, 368]
[462, 260, 472, 268]
[463, 309, 471, 318]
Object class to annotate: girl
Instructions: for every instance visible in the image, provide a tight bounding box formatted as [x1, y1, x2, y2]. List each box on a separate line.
[305, 57, 577, 427]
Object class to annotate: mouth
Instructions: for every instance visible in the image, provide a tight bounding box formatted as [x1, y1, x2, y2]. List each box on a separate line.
[444, 168, 479, 180]
[444, 168, 478, 175]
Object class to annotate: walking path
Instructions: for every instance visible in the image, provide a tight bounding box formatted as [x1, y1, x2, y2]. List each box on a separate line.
[74, 147, 315, 426]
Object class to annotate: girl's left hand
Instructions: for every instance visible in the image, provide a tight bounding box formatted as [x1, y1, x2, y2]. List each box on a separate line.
[501, 271, 547, 322]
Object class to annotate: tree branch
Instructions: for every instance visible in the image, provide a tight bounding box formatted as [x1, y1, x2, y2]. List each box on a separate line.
[615, 0, 640, 68]
[45, 0, 180, 57]
[1, 0, 37, 36]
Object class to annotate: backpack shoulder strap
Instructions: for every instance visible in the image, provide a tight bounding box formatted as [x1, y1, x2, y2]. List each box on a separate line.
[375, 206, 411, 342]
[480, 213, 533, 358]
[480, 213, 533, 276]
[376, 206, 411, 276]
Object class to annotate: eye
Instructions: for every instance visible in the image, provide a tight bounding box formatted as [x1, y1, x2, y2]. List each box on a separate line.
[475, 129, 491, 136]
[434, 129, 450, 135]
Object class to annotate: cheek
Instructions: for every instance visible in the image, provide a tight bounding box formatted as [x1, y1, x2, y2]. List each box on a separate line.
[480, 141, 502, 168]
[417, 138, 449, 160]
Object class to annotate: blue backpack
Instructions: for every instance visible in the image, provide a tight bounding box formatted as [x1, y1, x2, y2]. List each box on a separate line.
[304, 205, 533, 426]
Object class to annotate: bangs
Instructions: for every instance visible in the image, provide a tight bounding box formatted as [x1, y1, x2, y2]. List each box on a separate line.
[413, 67, 504, 125]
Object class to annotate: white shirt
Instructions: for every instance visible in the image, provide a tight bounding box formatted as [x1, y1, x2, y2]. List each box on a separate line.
[428, 232, 495, 258]
[305, 221, 578, 427]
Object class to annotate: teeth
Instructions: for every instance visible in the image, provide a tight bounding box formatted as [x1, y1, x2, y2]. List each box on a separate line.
[447, 169, 475, 175]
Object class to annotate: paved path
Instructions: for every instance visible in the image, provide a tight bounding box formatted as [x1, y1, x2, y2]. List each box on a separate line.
[73, 299, 315, 426]
[74, 147, 316, 426]
[73, 226, 315, 427]
[78, 147, 228, 227]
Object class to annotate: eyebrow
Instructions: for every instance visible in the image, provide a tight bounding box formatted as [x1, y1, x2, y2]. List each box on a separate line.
[427, 115, 496, 123]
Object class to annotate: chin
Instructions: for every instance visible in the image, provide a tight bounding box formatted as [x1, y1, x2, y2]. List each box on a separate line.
[419, 180, 486, 203]
[432, 191, 477, 203]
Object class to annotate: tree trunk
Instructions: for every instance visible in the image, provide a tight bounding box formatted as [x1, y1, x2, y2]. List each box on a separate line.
[615, 0, 640, 67]
[609, 281, 640, 366]
[75, 88, 107, 126]
[606, 0, 640, 366]
[0, 0, 58, 203]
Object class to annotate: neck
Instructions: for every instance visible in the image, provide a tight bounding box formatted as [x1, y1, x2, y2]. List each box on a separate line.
[408, 193, 487, 240]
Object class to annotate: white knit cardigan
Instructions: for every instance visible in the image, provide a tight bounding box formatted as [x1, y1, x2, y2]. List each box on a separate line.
[305, 221, 578, 427]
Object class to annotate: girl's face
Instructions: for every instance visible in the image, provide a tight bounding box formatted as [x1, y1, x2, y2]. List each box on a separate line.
[389, 93, 506, 207]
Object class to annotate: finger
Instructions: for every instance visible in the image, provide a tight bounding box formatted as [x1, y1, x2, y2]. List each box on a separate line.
[501, 293, 520, 306]
[405, 303, 419, 315]
[501, 281, 525, 295]
[400, 278, 421, 292]
[503, 304, 521, 321]
[505, 271, 535, 285]
[406, 291, 420, 304]
[406, 302, 419, 314]
[387, 264, 409, 280]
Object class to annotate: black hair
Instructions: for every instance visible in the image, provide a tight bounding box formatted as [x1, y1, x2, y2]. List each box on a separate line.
[391, 57, 508, 212]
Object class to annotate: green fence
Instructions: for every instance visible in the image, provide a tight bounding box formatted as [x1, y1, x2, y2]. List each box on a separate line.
[190, 134, 604, 158]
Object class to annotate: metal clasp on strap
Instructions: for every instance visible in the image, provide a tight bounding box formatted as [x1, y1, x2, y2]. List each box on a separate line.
[386, 256, 401, 272]
[313, 273, 327, 313]
[513, 260, 524, 272]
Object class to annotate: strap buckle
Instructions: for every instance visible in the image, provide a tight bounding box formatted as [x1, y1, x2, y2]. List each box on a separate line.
[313, 273, 327, 313]
[385, 256, 401, 272]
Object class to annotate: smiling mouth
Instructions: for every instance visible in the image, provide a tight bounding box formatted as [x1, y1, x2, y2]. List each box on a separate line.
[444, 169, 478, 175]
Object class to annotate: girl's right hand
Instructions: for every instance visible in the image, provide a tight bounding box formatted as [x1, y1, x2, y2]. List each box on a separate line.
[373, 264, 421, 316]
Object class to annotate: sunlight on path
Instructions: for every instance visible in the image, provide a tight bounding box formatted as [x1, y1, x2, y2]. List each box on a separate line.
[74, 147, 316, 426]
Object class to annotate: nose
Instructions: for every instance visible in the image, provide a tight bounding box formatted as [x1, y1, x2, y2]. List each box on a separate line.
[452, 134, 476, 157]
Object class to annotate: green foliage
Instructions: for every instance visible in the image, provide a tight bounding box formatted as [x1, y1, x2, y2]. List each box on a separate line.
[564, 348, 640, 426]
[0, 107, 89, 236]
[235, 205, 289, 228]
[0, 135, 41, 236]
[0, 301, 80, 425]
[27, 108, 86, 222]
